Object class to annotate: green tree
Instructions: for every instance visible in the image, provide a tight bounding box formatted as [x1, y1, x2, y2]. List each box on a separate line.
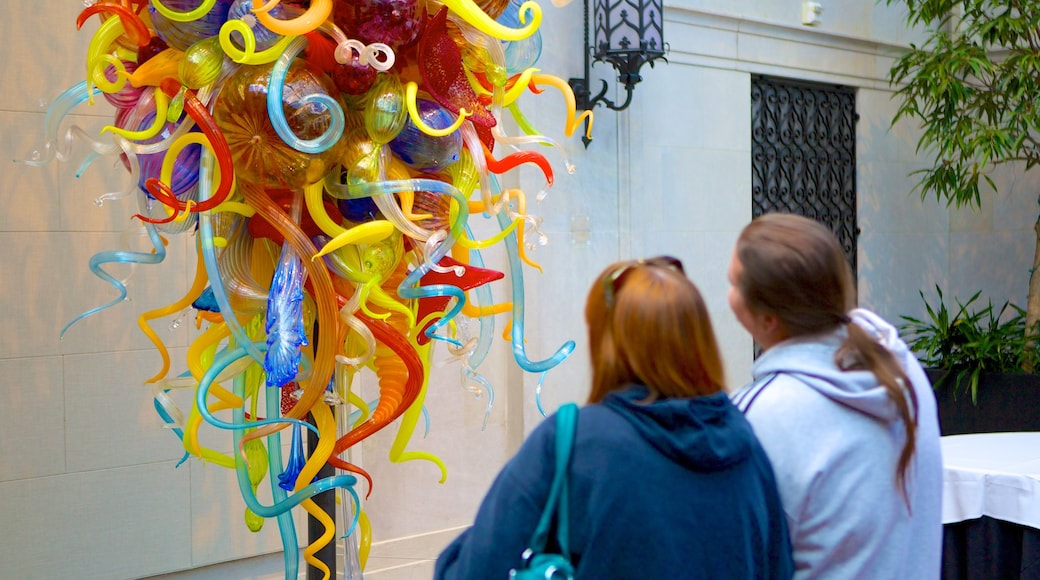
[887, 0, 1040, 367]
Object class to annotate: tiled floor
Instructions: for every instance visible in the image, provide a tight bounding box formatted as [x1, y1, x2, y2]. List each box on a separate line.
[145, 526, 464, 579]
[364, 526, 462, 578]
[365, 559, 436, 579]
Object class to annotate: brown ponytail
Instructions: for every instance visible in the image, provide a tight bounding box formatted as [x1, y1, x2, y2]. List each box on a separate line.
[838, 323, 919, 500]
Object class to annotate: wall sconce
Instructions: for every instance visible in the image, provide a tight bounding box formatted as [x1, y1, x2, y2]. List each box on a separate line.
[568, 0, 667, 146]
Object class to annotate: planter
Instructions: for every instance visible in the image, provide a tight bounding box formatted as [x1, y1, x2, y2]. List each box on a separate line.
[926, 370, 1040, 436]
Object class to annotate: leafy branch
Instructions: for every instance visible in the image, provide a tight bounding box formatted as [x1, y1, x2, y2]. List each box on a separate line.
[887, 0, 1040, 207]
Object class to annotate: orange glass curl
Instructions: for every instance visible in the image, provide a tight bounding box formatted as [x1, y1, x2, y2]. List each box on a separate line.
[328, 312, 424, 478]
[482, 145, 553, 188]
[77, 3, 152, 47]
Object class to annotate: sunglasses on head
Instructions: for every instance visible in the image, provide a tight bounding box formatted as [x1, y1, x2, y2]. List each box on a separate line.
[603, 256, 685, 309]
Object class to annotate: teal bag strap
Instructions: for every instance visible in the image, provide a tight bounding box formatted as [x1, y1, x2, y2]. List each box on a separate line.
[526, 402, 578, 558]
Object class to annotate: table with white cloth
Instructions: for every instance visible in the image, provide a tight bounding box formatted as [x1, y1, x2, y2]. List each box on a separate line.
[941, 432, 1040, 579]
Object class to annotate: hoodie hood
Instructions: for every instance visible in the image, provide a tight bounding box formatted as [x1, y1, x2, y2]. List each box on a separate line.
[602, 385, 757, 471]
[751, 307, 908, 423]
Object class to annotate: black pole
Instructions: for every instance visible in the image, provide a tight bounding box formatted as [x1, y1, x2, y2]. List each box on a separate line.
[306, 319, 336, 579]
[307, 410, 337, 579]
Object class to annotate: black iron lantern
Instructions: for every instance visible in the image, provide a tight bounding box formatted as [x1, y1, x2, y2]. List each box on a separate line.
[568, 0, 667, 146]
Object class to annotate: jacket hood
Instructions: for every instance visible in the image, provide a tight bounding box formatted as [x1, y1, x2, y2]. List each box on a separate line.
[751, 308, 908, 423]
[602, 385, 757, 471]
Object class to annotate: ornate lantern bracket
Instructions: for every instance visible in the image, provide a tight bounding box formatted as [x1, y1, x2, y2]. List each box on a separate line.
[568, 0, 667, 146]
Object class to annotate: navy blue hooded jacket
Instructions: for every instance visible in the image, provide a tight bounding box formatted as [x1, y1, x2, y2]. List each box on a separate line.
[435, 385, 793, 579]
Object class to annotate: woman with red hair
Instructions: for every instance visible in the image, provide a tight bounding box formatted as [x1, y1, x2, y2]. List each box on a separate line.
[436, 256, 793, 579]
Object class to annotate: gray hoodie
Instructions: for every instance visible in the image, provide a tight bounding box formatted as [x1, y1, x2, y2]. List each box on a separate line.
[731, 308, 943, 579]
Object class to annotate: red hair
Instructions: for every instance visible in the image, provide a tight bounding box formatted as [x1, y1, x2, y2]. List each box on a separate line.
[585, 259, 725, 403]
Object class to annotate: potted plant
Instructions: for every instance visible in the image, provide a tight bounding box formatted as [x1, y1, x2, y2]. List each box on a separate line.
[885, 0, 1040, 434]
[900, 286, 1040, 435]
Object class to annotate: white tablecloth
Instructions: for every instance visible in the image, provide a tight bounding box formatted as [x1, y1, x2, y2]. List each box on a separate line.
[942, 432, 1040, 529]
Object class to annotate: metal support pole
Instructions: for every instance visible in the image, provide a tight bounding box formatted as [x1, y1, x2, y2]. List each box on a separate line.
[306, 318, 336, 579]
[307, 411, 337, 579]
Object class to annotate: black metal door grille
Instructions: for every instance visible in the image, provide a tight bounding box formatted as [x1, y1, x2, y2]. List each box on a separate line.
[751, 76, 858, 272]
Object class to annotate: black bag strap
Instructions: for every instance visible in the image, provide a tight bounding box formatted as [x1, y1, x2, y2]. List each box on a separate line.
[526, 402, 578, 557]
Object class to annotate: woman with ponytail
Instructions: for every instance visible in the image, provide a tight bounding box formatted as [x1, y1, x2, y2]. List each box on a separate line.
[727, 213, 942, 579]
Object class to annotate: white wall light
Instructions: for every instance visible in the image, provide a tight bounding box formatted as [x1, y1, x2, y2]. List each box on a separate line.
[802, 1, 823, 26]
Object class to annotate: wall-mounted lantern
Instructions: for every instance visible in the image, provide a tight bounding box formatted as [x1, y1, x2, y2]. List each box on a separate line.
[568, 0, 667, 146]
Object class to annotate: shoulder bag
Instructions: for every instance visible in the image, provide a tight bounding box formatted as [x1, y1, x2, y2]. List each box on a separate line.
[509, 402, 579, 579]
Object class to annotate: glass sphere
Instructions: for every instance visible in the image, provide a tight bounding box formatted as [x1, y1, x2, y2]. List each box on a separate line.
[499, 0, 542, 74]
[226, 0, 286, 52]
[333, 0, 421, 48]
[364, 74, 408, 145]
[150, 0, 233, 52]
[213, 62, 344, 188]
[388, 99, 461, 172]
